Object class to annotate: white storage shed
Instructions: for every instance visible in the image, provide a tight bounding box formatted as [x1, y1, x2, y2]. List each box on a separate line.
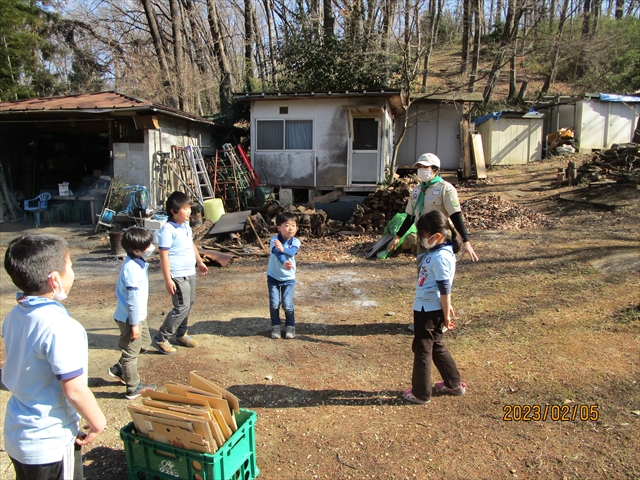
[473, 111, 545, 165]
[395, 93, 483, 170]
[536, 93, 640, 153]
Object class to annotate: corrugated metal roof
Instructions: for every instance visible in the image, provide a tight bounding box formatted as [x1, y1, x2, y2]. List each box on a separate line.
[233, 89, 405, 115]
[0, 91, 213, 124]
[0, 91, 149, 111]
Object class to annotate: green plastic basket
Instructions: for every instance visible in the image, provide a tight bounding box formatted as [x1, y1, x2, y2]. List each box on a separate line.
[120, 408, 259, 480]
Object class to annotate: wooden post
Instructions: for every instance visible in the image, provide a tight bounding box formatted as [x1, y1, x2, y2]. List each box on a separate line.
[247, 215, 266, 250]
[460, 120, 472, 179]
[567, 161, 577, 185]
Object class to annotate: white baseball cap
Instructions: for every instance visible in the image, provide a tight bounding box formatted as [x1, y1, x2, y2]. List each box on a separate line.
[413, 153, 441, 169]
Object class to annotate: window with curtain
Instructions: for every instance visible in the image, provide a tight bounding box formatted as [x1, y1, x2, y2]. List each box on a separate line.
[257, 120, 284, 150]
[285, 120, 313, 150]
[256, 120, 313, 151]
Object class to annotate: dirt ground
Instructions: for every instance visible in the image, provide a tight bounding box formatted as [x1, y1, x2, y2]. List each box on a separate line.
[1, 157, 639, 479]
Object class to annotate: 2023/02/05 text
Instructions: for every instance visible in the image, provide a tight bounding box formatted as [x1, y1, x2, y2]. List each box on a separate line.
[503, 404, 599, 421]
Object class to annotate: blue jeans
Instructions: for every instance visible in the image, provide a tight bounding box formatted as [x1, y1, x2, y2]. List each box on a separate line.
[268, 276, 296, 327]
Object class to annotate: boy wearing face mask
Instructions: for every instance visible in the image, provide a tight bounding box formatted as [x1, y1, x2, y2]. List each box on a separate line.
[108, 227, 157, 399]
[387, 153, 479, 262]
[3, 233, 106, 480]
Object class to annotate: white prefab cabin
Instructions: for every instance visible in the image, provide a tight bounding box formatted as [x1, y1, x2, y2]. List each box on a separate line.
[235, 91, 404, 193]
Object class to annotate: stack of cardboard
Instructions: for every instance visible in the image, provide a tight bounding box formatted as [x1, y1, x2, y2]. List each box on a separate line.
[127, 372, 240, 454]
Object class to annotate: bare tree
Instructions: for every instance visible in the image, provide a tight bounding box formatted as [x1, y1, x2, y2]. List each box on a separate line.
[205, 0, 233, 118]
[141, 0, 175, 106]
[244, 0, 255, 91]
[541, 0, 570, 93]
[467, 0, 482, 92]
[483, 0, 525, 103]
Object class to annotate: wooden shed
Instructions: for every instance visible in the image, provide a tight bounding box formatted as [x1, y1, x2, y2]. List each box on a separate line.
[473, 110, 545, 165]
[0, 92, 229, 211]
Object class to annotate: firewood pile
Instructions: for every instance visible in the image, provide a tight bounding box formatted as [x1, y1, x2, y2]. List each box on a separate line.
[577, 142, 640, 184]
[462, 195, 554, 231]
[194, 202, 343, 255]
[343, 177, 416, 232]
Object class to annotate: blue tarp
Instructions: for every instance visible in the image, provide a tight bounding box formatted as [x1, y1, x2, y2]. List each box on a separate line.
[472, 111, 501, 126]
[599, 93, 640, 103]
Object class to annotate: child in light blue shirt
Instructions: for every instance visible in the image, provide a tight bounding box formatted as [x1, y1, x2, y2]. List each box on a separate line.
[109, 227, 157, 399]
[153, 191, 209, 354]
[267, 212, 301, 339]
[403, 211, 467, 405]
[2, 233, 106, 480]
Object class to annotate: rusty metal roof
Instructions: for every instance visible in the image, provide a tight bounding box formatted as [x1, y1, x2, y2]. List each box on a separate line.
[0, 91, 212, 124]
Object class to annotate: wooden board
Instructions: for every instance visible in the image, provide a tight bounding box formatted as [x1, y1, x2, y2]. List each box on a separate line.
[471, 133, 487, 179]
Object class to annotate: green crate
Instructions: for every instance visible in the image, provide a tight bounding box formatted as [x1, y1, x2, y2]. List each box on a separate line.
[120, 408, 259, 480]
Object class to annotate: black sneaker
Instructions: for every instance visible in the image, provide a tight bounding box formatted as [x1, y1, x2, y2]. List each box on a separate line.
[125, 382, 157, 400]
[108, 364, 125, 385]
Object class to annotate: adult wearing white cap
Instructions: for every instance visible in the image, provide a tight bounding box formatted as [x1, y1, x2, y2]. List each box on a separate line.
[387, 153, 479, 262]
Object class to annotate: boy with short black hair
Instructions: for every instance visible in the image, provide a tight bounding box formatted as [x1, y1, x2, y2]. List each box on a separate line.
[268, 211, 301, 339]
[109, 227, 157, 399]
[2, 233, 106, 480]
[153, 191, 209, 354]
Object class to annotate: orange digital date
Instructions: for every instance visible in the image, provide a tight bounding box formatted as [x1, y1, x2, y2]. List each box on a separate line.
[503, 404, 599, 421]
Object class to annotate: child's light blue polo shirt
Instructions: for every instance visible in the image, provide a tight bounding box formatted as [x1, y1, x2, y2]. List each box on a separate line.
[114, 254, 149, 325]
[1, 295, 87, 464]
[158, 220, 196, 277]
[267, 234, 301, 282]
[413, 242, 456, 313]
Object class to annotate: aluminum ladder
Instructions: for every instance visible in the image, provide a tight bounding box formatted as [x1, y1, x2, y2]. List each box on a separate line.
[185, 145, 215, 204]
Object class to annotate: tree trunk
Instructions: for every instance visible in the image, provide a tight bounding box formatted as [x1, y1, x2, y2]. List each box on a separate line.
[169, 0, 186, 110]
[508, 36, 518, 100]
[591, 0, 601, 35]
[422, 0, 443, 91]
[483, 0, 522, 103]
[323, 0, 335, 42]
[582, 0, 591, 37]
[244, 0, 254, 91]
[614, 0, 623, 18]
[381, 0, 397, 52]
[206, 0, 233, 119]
[468, 0, 482, 92]
[141, 0, 175, 107]
[252, 8, 267, 90]
[261, 0, 277, 87]
[461, 0, 471, 73]
[541, 0, 569, 94]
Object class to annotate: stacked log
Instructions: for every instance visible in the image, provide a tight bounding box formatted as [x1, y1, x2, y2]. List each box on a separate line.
[343, 177, 417, 232]
[577, 143, 640, 184]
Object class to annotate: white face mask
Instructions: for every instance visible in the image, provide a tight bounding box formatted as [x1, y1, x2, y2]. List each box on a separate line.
[421, 234, 437, 250]
[48, 272, 68, 302]
[142, 245, 156, 258]
[417, 168, 435, 183]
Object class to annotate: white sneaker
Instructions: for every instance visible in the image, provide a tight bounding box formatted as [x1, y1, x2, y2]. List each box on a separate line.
[271, 326, 281, 339]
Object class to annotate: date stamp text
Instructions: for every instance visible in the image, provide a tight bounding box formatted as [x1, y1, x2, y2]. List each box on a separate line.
[503, 404, 599, 421]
